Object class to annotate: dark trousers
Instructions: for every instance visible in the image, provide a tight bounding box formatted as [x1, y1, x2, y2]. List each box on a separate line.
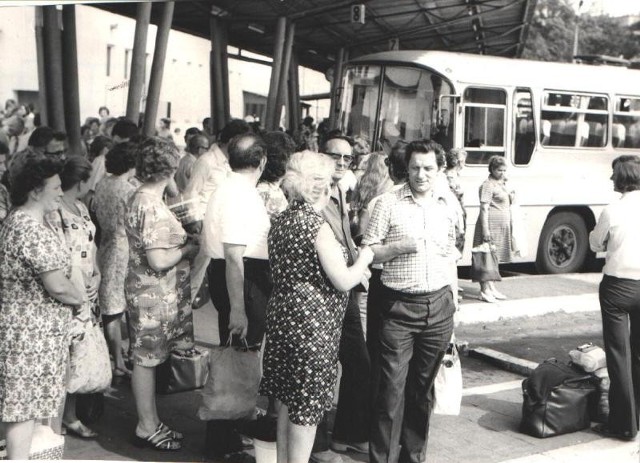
[599, 274, 640, 438]
[313, 290, 371, 450]
[367, 268, 384, 403]
[205, 257, 272, 457]
[370, 285, 454, 463]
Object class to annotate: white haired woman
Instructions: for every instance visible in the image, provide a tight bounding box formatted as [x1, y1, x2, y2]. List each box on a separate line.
[259, 151, 374, 463]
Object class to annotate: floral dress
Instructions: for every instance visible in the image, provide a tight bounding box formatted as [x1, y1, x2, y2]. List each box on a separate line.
[94, 175, 136, 315]
[259, 201, 349, 426]
[0, 210, 71, 421]
[124, 190, 194, 367]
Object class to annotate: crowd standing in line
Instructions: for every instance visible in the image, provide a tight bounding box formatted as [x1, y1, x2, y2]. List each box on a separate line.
[1, 96, 617, 463]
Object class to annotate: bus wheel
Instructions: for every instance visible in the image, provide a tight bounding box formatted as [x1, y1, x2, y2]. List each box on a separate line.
[536, 212, 589, 274]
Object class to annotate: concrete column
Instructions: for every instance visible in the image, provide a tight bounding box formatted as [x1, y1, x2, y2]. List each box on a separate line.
[210, 16, 226, 134]
[126, 2, 151, 124]
[328, 47, 346, 129]
[143, 1, 175, 136]
[220, 23, 230, 125]
[34, 7, 48, 127]
[274, 22, 295, 131]
[288, 53, 301, 134]
[265, 17, 286, 131]
[42, 6, 65, 132]
[61, 5, 82, 156]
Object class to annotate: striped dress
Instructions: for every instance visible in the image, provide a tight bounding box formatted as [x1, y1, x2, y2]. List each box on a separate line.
[473, 177, 512, 263]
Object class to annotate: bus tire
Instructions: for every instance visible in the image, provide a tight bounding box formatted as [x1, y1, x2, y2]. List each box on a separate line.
[535, 212, 590, 274]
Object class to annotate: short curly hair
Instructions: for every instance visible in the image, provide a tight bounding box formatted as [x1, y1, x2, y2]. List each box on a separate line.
[60, 156, 92, 192]
[488, 155, 506, 174]
[282, 151, 335, 205]
[260, 131, 296, 183]
[89, 135, 114, 162]
[612, 154, 640, 192]
[105, 142, 137, 175]
[135, 137, 179, 183]
[405, 139, 445, 169]
[10, 152, 63, 206]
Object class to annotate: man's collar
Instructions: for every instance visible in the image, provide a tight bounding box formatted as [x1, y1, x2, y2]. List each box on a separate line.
[399, 182, 443, 203]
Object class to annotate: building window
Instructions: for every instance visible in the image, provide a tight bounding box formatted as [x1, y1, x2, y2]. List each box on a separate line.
[106, 45, 113, 77]
[124, 48, 131, 79]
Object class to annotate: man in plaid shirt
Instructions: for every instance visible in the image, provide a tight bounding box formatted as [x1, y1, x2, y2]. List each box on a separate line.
[363, 139, 457, 463]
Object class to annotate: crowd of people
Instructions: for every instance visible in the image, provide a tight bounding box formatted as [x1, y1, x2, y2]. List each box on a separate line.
[0, 97, 636, 463]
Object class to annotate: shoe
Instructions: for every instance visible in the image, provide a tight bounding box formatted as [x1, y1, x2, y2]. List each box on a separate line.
[330, 440, 369, 454]
[159, 422, 183, 440]
[310, 449, 344, 463]
[133, 423, 181, 451]
[63, 420, 98, 439]
[491, 290, 507, 300]
[592, 423, 636, 441]
[479, 291, 497, 303]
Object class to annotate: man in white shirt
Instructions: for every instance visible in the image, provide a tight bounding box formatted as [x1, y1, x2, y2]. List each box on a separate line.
[184, 119, 251, 221]
[195, 132, 272, 460]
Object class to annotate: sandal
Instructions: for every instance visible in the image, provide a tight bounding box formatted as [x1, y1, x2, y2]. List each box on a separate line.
[159, 422, 184, 440]
[113, 366, 132, 378]
[133, 424, 181, 451]
[63, 420, 98, 439]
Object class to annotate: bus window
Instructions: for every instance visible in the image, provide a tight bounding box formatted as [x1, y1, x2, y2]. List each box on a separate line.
[339, 65, 382, 148]
[514, 89, 535, 165]
[540, 91, 608, 148]
[463, 87, 506, 164]
[614, 96, 640, 148]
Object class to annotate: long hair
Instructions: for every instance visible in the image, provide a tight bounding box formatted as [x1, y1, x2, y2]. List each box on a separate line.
[351, 152, 391, 214]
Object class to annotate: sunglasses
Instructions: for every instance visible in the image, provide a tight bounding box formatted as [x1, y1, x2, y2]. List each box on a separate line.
[325, 152, 354, 164]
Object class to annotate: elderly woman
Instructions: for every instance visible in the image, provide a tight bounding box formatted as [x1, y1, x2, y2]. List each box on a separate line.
[590, 154, 640, 441]
[0, 153, 84, 459]
[472, 155, 514, 302]
[124, 137, 199, 451]
[259, 151, 374, 463]
[94, 142, 138, 379]
[45, 156, 102, 439]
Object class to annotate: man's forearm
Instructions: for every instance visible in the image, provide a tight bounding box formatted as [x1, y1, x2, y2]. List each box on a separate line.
[225, 256, 245, 314]
[371, 242, 411, 264]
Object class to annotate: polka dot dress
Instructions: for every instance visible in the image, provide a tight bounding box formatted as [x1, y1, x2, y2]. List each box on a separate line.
[259, 201, 348, 426]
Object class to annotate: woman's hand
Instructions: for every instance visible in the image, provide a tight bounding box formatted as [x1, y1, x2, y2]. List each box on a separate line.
[358, 245, 375, 266]
[181, 241, 200, 261]
[85, 272, 100, 302]
[483, 234, 492, 243]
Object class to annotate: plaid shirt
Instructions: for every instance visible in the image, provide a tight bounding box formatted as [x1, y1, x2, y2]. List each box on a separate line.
[362, 183, 456, 294]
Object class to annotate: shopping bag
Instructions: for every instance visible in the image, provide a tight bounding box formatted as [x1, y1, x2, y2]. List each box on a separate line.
[67, 319, 112, 394]
[470, 243, 502, 282]
[197, 344, 261, 421]
[156, 347, 210, 394]
[433, 336, 463, 415]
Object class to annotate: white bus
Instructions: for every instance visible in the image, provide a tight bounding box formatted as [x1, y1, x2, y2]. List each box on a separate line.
[337, 50, 640, 273]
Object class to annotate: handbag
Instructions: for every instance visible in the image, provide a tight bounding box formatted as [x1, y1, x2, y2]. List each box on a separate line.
[569, 343, 606, 373]
[520, 358, 598, 438]
[197, 342, 261, 421]
[156, 347, 210, 394]
[67, 318, 112, 394]
[433, 335, 463, 415]
[470, 243, 502, 282]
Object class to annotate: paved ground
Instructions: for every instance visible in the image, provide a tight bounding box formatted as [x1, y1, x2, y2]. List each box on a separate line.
[58, 272, 640, 462]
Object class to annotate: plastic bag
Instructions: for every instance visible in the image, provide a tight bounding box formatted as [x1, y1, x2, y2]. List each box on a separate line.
[197, 345, 261, 421]
[67, 319, 112, 394]
[433, 336, 462, 415]
[470, 243, 502, 282]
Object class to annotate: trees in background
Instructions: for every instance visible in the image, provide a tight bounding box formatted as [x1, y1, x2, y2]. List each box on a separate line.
[522, 0, 640, 62]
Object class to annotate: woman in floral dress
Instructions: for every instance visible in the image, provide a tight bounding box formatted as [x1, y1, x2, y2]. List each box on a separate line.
[124, 137, 199, 451]
[0, 153, 83, 459]
[94, 142, 138, 378]
[259, 151, 373, 463]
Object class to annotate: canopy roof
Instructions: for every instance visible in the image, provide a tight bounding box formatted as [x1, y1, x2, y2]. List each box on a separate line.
[96, 0, 537, 72]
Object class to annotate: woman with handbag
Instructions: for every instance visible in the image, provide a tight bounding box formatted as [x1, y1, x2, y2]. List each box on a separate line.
[45, 156, 107, 439]
[589, 154, 640, 441]
[124, 137, 199, 451]
[259, 151, 374, 463]
[0, 152, 84, 459]
[472, 155, 514, 303]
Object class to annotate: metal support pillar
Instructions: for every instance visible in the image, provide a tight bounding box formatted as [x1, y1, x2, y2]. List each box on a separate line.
[143, 1, 174, 136]
[328, 48, 346, 130]
[288, 53, 301, 134]
[126, 2, 151, 125]
[274, 22, 295, 131]
[42, 6, 65, 133]
[35, 7, 48, 127]
[210, 16, 227, 134]
[61, 5, 82, 156]
[265, 17, 286, 131]
[220, 23, 230, 125]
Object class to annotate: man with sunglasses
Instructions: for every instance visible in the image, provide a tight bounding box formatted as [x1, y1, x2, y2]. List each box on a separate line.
[311, 135, 371, 463]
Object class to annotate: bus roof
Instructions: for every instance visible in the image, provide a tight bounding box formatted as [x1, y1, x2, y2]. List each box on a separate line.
[348, 50, 640, 96]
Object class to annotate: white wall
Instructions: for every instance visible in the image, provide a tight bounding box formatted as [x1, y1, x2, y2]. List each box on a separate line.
[0, 4, 330, 137]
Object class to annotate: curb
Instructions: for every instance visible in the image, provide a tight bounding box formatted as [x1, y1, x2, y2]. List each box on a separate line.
[468, 346, 539, 376]
[457, 293, 600, 325]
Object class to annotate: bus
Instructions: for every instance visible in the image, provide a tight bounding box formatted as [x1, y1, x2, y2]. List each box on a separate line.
[336, 50, 640, 273]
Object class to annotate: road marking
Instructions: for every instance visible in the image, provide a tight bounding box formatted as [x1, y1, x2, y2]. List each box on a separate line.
[463, 380, 522, 396]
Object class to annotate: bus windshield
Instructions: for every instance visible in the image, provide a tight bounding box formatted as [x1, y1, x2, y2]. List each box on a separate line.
[338, 65, 455, 152]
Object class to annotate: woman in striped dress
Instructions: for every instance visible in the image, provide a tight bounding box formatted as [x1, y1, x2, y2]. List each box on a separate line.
[473, 155, 514, 302]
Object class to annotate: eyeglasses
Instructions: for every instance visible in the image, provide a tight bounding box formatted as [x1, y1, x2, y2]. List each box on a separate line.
[325, 152, 354, 164]
[45, 150, 65, 157]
